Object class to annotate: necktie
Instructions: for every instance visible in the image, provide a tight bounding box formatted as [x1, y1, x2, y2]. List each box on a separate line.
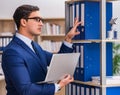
[31, 41, 39, 56]
[31, 41, 47, 73]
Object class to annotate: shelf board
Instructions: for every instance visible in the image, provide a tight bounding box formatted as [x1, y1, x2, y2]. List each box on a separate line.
[104, 39, 120, 42]
[74, 80, 101, 87]
[72, 39, 101, 43]
[0, 35, 13, 37]
[43, 18, 65, 21]
[0, 19, 13, 21]
[74, 80, 120, 87]
[72, 39, 120, 43]
[41, 34, 65, 36]
[40, 34, 65, 41]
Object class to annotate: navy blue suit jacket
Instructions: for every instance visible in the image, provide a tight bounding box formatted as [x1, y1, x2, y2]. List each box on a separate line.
[2, 36, 73, 95]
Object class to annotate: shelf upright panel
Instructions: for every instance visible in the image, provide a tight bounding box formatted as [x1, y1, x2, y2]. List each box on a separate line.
[65, 1, 71, 34]
[100, 0, 107, 95]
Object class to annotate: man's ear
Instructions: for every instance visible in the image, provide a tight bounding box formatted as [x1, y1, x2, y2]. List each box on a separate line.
[20, 19, 27, 27]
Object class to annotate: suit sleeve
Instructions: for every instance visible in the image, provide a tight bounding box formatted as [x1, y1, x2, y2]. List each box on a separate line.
[58, 43, 74, 53]
[2, 49, 55, 95]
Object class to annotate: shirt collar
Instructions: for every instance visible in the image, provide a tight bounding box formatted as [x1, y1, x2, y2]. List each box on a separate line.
[15, 33, 33, 49]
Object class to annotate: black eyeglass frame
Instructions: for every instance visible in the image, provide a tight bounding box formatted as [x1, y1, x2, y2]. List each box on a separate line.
[25, 17, 44, 22]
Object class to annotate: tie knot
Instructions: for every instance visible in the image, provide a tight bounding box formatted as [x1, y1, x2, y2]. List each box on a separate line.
[31, 41, 34, 46]
[31, 41, 36, 50]
[31, 41, 36, 47]
[31, 41, 39, 55]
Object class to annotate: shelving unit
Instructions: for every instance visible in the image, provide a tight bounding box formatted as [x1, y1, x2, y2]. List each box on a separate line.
[0, 18, 66, 95]
[65, 0, 119, 95]
[0, 18, 66, 53]
[0, 19, 15, 33]
[37, 18, 66, 53]
[0, 19, 15, 51]
[37, 18, 65, 41]
[0, 20, 14, 95]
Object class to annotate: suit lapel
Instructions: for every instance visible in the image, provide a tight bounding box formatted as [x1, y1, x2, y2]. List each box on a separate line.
[13, 36, 47, 74]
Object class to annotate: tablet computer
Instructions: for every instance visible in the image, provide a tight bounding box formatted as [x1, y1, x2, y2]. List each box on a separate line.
[38, 53, 80, 83]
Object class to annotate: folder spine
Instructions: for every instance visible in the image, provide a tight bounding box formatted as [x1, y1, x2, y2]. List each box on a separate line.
[66, 83, 101, 95]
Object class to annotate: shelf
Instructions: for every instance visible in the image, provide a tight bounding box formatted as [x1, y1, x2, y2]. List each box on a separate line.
[74, 80, 120, 87]
[41, 34, 65, 36]
[43, 18, 65, 21]
[72, 40, 101, 43]
[0, 35, 13, 37]
[0, 19, 13, 21]
[0, 19, 15, 33]
[36, 18, 65, 53]
[37, 17, 65, 41]
[40, 34, 65, 41]
[74, 80, 101, 87]
[42, 18, 65, 35]
[72, 39, 120, 43]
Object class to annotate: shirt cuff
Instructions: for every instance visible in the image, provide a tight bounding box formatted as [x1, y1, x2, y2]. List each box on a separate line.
[63, 41, 73, 48]
[54, 83, 61, 93]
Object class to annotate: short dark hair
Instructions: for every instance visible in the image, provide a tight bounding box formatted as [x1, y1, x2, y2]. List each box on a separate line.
[13, 5, 39, 30]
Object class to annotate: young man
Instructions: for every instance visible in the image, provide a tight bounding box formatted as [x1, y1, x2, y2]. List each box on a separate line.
[2, 5, 81, 95]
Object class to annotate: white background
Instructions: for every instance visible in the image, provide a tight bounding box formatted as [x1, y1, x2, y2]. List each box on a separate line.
[0, 0, 66, 19]
[112, 1, 120, 32]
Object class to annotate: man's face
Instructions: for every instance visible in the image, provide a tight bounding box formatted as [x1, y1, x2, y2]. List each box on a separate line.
[24, 11, 43, 38]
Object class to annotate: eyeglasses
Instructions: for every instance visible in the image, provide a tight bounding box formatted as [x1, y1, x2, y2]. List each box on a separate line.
[25, 17, 44, 23]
